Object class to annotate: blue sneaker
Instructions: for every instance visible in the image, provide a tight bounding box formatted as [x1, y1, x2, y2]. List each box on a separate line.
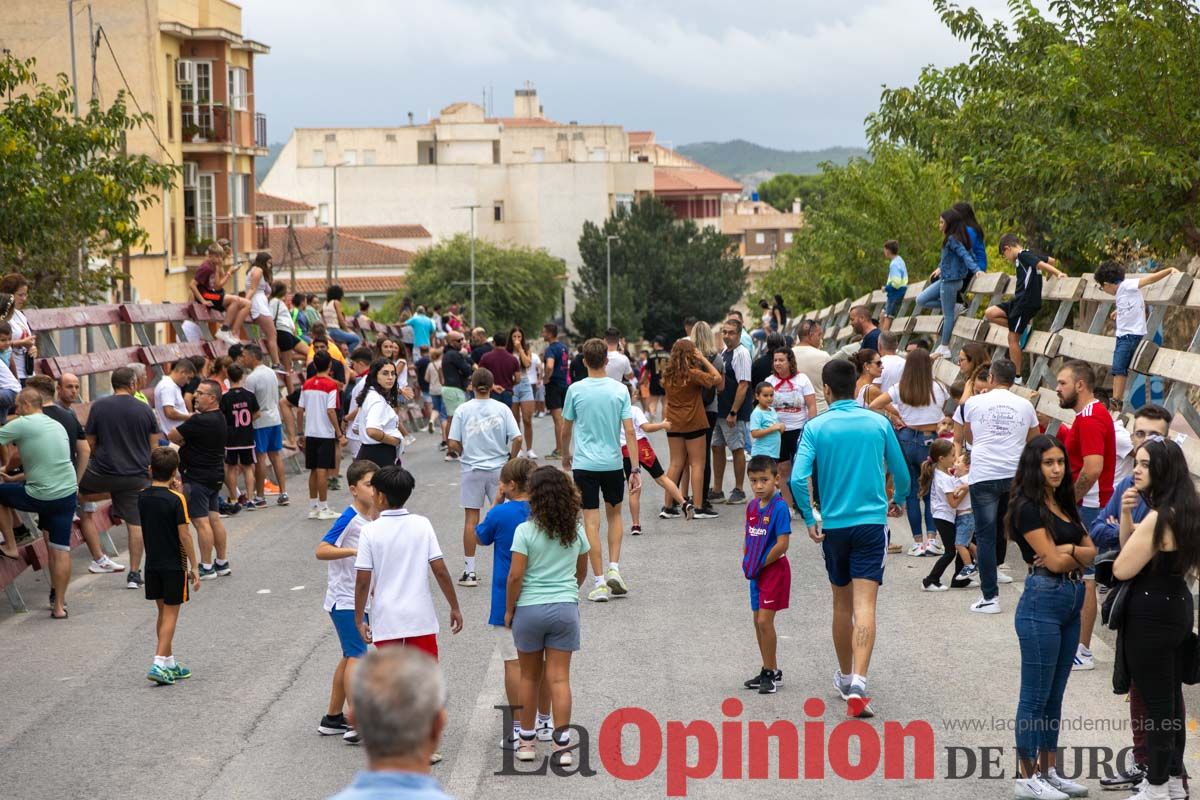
[166, 662, 192, 681]
[147, 664, 175, 685]
[198, 564, 218, 580]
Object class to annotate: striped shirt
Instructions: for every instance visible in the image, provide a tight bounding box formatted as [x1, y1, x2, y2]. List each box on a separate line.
[299, 375, 340, 439]
[742, 494, 790, 580]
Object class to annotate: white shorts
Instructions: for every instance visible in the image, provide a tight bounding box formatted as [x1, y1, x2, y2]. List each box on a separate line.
[492, 623, 518, 662]
[460, 467, 500, 510]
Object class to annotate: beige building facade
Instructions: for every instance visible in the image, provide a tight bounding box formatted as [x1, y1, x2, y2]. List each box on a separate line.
[261, 88, 743, 314]
[0, 0, 268, 303]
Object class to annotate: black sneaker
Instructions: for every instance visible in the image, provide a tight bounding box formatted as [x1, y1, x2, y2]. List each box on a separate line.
[693, 505, 720, 520]
[318, 714, 350, 735]
[343, 729, 361, 745]
[708, 490, 726, 503]
[126, 570, 144, 589]
[458, 571, 478, 587]
[1098, 763, 1145, 790]
[659, 505, 682, 519]
[727, 489, 748, 505]
[438, 441, 448, 451]
[757, 669, 778, 694]
[631, 525, 642, 536]
[743, 669, 783, 689]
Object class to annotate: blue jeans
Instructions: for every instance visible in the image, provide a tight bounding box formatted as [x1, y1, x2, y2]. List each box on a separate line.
[916, 278, 964, 347]
[1014, 574, 1085, 760]
[896, 427, 935, 541]
[327, 327, 361, 349]
[969, 478, 1011, 601]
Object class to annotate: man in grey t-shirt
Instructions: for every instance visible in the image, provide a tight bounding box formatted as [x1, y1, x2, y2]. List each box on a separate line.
[447, 368, 521, 588]
[240, 344, 288, 506]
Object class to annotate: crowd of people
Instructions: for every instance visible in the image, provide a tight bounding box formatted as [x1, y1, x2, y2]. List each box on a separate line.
[2, 224, 1199, 800]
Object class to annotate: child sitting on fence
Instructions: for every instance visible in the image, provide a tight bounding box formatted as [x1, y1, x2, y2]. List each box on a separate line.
[1093, 260, 1179, 408]
[881, 240, 908, 332]
[985, 234, 1065, 380]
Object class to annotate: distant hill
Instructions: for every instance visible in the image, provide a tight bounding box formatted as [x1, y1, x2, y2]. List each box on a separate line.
[676, 140, 868, 186]
[256, 141, 286, 185]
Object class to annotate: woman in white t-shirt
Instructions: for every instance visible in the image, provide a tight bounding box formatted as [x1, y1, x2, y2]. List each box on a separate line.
[267, 281, 308, 388]
[766, 348, 818, 514]
[870, 347, 949, 555]
[0, 274, 35, 381]
[354, 359, 404, 468]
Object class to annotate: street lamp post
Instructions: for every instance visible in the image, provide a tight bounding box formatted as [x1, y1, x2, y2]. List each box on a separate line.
[452, 204, 482, 328]
[606, 235, 619, 329]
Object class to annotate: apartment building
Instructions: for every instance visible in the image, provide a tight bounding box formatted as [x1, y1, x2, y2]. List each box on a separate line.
[261, 87, 742, 310]
[721, 199, 805, 280]
[0, 0, 268, 303]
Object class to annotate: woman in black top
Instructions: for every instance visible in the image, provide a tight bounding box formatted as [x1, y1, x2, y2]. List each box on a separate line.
[1007, 435, 1096, 798]
[1113, 438, 1200, 799]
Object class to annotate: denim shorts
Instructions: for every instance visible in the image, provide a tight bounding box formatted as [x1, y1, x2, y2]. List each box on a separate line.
[1111, 333, 1142, 377]
[954, 513, 975, 547]
[884, 285, 906, 318]
[512, 382, 535, 403]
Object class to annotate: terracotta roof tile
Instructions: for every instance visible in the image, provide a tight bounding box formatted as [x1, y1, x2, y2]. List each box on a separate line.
[653, 167, 743, 196]
[255, 192, 315, 212]
[336, 224, 431, 240]
[294, 275, 405, 294]
[266, 227, 414, 268]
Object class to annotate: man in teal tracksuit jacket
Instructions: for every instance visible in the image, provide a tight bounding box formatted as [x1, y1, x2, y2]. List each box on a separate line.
[789, 358, 908, 717]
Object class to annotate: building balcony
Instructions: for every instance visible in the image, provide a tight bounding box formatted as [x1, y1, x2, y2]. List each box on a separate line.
[182, 103, 230, 144]
[185, 216, 269, 257]
[182, 104, 269, 155]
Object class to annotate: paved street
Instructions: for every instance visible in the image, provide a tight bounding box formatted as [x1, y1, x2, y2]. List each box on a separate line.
[2, 416, 1196, 799]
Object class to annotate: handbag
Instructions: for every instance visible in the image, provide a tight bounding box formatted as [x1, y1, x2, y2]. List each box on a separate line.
[1101, 581, 1131, 630]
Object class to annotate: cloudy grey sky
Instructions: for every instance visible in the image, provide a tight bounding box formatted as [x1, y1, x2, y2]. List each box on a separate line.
[242, 0, 1013, 151]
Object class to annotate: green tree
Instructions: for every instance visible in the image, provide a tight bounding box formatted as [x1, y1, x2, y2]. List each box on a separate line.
[0, 54, 177, 306]
[757, 172, 827, 214]
[867, 0, 1200, 264]
[573, 197, 746, 342]
[397, 235, 566, 333]
[761, 145, 967, 309]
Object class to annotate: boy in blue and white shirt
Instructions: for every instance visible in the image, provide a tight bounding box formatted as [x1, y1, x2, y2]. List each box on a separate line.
[315, 459, 378, 745]
[882, 240, 908, 327]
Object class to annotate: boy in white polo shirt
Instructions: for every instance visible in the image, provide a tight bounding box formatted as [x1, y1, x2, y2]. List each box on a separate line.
[354, 466, 463, 663]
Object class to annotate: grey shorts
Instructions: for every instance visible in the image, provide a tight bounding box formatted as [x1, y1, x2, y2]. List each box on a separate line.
[511, 602, 581, 653]
[712, 418, 748, 450]
[77, 468, 150, 526]
[460, 467, 500, 510]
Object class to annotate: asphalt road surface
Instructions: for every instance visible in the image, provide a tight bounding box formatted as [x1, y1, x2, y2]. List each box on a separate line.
[2, 416, 1196, 799]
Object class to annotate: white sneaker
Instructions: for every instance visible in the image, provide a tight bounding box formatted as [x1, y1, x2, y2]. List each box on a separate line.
[403, 435, 417, 446]
[833, 669, 852, 701]
[1014, 773, 1069, 799]
[525, 449, 538, 460]
[923, 582, 949, 592]
[932, 344, 952, 359]
[1043, 768, 1089, 797]
[317, 508, 340, 520]
[1128, 780, 1170, 800]
[971, 595, 1001, 614]
[926, 540, 945, 556]
[1071, 647, 1095, 671]
[907, 543, 926, 557]
[216, 329, 239, 345]
[88, 554, 126, 573]
[307, 508, 320, 519]
[588, 583, 611, 602]
[605, 568, 628, 596]
[997, 572, 1014, 584]
[536, 718, 553, 742]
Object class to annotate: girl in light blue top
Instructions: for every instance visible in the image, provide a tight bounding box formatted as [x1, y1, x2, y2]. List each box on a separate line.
[505, 466, 589, 767]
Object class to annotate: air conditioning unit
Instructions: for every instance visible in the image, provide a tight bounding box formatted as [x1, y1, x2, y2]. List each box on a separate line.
[183, 162, 197, 187]
[175, 59, 194, 86]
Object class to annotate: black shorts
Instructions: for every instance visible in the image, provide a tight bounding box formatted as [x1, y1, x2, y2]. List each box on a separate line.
[184, 480, 222, 519]
[200, 289, 225, 310]
[225, 447, 255, 466]
[305, 436, 337, 470]
[623, 455, 665, 481]
[572, 469, 625, 510]
[666, 428, 707, 440]
[996, 299, 1038, 334]
[145, 570, 188, 605]
[546, 383, 567, 411]
[778, 428, 802, 463]
[276, 330, 300, 352]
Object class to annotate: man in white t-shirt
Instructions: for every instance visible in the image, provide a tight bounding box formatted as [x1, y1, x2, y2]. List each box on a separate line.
[603, 328, 634, 384]
[961, 358, 1039, 616]
[791, 320, 830, 415]
[874, 332, 906, 394]
[354, 466, 462, 658]
[155, 359, 196, 436]
[447, 368, 522, 589]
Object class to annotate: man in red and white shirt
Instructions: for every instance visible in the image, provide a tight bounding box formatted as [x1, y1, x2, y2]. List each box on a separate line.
[1055, 360, 1115, 672]
[296, 350, 343, 521]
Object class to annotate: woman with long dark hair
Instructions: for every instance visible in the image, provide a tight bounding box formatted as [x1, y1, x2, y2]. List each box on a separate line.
[952, 201, 988, 273]
[772, 294, 788, 333]
[1007, 435, 1095, 799]
[0, 274, 34, 382]
[1112, 438, 1200, 800]
[508, 327, 538, 457]
[505, 466, 590, 766]
[661, 337, 722, 521]
[353, 358, 403, 467]
[915, 208, 978, 358]
[766, 347, 818, 515]
[322, 285, 362, 350]
[246, 253, 285, 368]
[852, 348, 884, 408]
[870, 347, 947, 555]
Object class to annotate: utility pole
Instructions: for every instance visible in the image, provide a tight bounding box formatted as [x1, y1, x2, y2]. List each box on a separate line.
[452, 204, 481, 327]
[68, 1, 81, 118]
[331, 161, 349, 282]
[606, 235, 619, 329]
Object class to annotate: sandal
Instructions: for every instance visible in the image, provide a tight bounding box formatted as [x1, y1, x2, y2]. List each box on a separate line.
[50, 609, 68, 620]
